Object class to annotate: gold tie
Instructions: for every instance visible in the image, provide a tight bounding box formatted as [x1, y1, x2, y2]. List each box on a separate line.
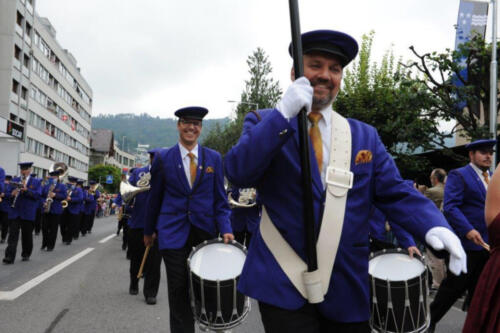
[188, 152, 197, 186]
[482, 171, 489, 185]
[308, 112, 323, 173]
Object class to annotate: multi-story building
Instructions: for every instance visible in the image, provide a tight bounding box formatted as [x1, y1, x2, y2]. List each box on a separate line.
[0, 0, 92, 180]
[134, 143, 150, 167]
[89, 129, 135, 171]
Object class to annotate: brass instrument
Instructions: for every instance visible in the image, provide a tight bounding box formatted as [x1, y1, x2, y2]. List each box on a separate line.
[228, 188, 257, 208]
[46, 162, 68, 211]
[119, 171, 151, 204]
[61, 186, 72, 209]
[11, 179, 26, 208]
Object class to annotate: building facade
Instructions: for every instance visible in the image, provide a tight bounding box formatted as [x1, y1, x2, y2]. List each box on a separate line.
[90, 129, 135, 171]
[0, 0, 92, 180]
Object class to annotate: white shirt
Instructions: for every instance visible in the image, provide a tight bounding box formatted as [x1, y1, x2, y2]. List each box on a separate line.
[308, 105, 332, 189]
[470, 162, 489, 189]
[179, 143, 198, 188]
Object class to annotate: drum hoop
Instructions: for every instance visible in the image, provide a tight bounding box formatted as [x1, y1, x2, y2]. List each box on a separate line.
[369, 247, 425, 266]
[188, 237, 248, 261]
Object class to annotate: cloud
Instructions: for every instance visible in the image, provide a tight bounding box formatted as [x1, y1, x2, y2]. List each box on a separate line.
[36, 0, 466, 119]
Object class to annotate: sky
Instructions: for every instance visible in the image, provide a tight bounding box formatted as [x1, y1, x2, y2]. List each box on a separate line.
[35, 0, 493, 120]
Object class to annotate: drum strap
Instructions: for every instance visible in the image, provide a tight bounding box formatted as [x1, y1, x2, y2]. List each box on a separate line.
[260, 110, 353, 303]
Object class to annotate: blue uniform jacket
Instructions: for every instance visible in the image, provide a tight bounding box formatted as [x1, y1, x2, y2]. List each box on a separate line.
[84, 190, 100, 215]
[67, 186, 83, 215]
[11, 175, 42, 221]
[229, 187, 261, 234]
[369, 207, 416, 249]
[42, 181, 67, 215]
[224, 109, 450, 322]
[144, 144, 232, 249]
[443, 164, 489, 251]
[128, 166, 150, 229]
[0, 167, 5, 195]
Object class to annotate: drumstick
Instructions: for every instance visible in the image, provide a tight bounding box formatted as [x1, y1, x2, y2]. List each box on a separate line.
[480, 242, 491, 252]
[137, 245, 151, 279]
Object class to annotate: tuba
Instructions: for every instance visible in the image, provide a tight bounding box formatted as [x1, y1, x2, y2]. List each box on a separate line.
[228, 188, 257, 208]
[44, 162, 68, 213]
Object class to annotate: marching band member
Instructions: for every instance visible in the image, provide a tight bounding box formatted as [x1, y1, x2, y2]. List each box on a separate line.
[41, 169, 67, 251]
[84, 180, 100, 234]
[144, 106, 234, 333]
[429, 139, 495, 332]
[74, 179, 85, 240]
[61, 176, 83, 245]
[224, 30, 466, 332]
[116, 172, 133, 252]
[127, 149, 161, 304]
[0, 170, 8, 243]
[3, 162, 42, 264]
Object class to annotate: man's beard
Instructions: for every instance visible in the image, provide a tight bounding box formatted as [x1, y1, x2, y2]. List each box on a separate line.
[311, 78, 337, 109]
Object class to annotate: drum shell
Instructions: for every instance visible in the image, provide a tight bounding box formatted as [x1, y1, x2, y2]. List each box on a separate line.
[369, 250, 429, 333]
[190, 272, 246, 326]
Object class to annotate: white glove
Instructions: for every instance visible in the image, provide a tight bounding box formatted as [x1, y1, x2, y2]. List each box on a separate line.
[276, 77, 313, 119]
[425, 227, 467, 276]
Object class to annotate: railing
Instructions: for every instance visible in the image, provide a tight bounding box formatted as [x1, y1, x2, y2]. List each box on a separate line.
[15, 25, 23, 37]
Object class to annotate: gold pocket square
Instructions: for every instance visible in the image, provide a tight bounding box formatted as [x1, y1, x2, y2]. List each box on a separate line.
[355, 150, 373, 165]
[206, 166, 214, 173]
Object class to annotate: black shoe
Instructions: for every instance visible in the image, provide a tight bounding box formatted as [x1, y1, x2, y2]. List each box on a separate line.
[41, 246, 46, 251]
[129, 285, 139, 295]
[3, 258, 13, 264]
[21, 257, 29, 261]
[46, 248, 54, 252]
[0, 239, 5, 244]
[145, 296, 157, 305]
[122, 244, 127, 251]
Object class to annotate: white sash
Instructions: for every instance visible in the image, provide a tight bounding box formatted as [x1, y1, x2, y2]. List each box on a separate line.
[260, 111, 353, 303]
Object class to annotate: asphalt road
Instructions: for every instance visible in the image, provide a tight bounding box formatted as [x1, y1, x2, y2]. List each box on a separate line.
[0, 216, 465, 332]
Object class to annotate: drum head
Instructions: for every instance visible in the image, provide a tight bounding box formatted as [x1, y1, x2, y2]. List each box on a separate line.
[190, 242, 246, 281]
[369, 252, 425, 281]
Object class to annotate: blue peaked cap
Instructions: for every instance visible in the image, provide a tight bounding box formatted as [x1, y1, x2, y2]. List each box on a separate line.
[18, 162, 33, 169]
[465, 139, 497, 151]
[148, 148, 161, 155]
[174, 106, 208, 120]
[288, 30, 359, 67]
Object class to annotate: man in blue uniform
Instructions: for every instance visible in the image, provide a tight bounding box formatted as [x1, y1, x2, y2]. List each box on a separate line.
[62, 176, 83, 245]
[429, 139, 495, 332]
[144, 107, 234, 333]
[224, 30, 467, 332]
[127, 149, 161, 304]
[73, 179, 85, 239]
[83, 181, 100, 234]
[0, 170, 8, 243]
[41, 170, 67, 251]
[3, 162, 42, 263]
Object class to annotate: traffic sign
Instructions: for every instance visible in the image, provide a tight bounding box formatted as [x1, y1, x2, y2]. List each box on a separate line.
[105, 175, 113, 184]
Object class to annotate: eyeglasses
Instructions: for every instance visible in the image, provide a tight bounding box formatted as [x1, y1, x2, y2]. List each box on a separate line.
[180, 119, 202, 127]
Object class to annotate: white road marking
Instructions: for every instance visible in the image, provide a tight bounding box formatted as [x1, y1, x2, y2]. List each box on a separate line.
[0, 248, 94, 301]
[98, 234, 116, 244]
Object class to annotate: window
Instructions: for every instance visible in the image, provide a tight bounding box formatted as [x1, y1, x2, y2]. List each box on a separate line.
[14, 45, 21, 60]
[12, 79, 19, 94]
[25, 22, 32, 37]
[16, 11, 23, 27]
[21, 86, 28, 100]
[23, 54, 30, 67]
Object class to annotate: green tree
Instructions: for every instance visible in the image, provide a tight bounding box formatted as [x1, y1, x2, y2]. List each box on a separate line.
[203, 48, 282, 155]
[88, 164, 122, 193]
[335, 31, 449, 176]
[405, 35, 499, 141]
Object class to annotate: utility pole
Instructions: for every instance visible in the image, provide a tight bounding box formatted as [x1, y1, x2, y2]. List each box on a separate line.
[490, 0, 498, 169]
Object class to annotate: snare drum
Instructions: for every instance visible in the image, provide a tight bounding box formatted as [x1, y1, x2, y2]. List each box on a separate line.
[369, 248, 429, 333]
[187, 238, 250, 331]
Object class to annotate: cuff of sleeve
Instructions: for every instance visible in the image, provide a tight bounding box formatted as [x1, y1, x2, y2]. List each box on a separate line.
[218, 220, 232, 235]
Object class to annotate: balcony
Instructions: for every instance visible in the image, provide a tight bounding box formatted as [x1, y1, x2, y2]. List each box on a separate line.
[10, 91, 18, 103]
[13, 58, 21, 70]
[24, 34, 31, 45]
[15, 25, 23, 37]
[22, 66, 29, 77]
[26, 2, 33, 15]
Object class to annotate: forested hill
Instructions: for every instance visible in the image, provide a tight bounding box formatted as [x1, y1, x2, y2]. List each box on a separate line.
[91, 113, 229, 152]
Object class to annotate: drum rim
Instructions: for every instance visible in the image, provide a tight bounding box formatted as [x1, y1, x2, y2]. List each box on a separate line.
[369, 248, 426, 283]
[369, 247, 424, 264]
[187, 237, 248, 281]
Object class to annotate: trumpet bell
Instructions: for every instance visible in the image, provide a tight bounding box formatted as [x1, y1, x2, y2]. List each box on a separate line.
[228, 188, 257, 208]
